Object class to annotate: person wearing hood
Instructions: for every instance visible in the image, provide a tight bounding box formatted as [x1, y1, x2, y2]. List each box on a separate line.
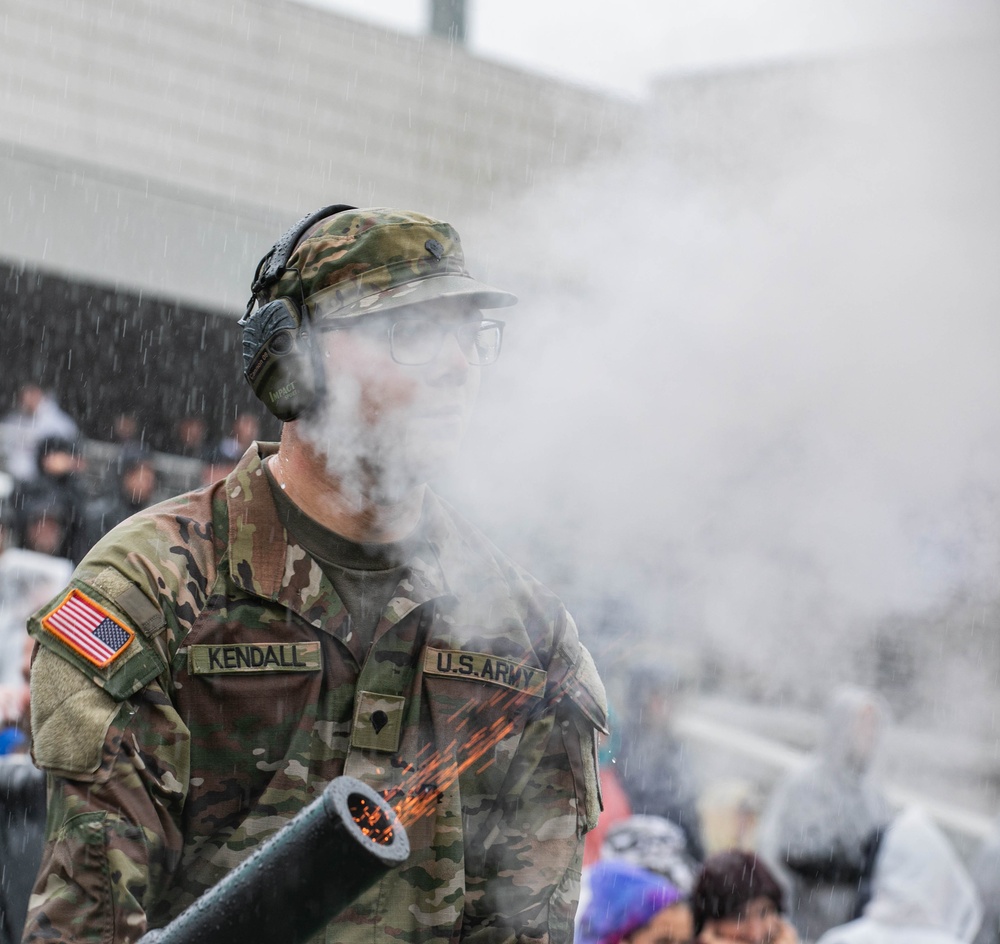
[815, 807, 982, 944]
[0, 384, 78, 483]
[970, 815, 1000, 944]
[757, 686, 893, 941]
[617, 664, 706, 862]
[578, 859, 693, 944]
[84, 447, 160, 544]
[12, 436, 91, 564]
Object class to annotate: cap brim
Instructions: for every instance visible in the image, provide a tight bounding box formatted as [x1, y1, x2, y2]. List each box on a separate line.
[312, 274, 517, 321]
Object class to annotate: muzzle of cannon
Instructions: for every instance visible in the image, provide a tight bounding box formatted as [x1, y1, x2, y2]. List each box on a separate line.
[138, 775, 410, 944]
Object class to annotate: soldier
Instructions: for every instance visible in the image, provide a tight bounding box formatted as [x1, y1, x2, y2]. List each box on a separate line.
[23, 206, 607, 944]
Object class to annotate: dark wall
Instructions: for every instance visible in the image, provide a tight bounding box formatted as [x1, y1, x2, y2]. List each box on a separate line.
[0, 260, 279, 451]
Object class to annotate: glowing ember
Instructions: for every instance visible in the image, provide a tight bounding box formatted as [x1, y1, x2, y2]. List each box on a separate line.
[348, 794, 395, 845]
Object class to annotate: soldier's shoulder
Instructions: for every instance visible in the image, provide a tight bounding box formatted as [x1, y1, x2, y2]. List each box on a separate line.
[425, 492, 606, 722]
[29, 481, 228, 701]
[83, 481, 224, 582]
[425, 492, 565, 615]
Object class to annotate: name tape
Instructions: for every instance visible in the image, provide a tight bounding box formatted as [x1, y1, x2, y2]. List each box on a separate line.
[423, 647, 546, 698]
[188, 642, 322, 675]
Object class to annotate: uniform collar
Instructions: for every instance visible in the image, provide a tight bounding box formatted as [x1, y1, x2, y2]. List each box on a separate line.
[221, 443, 458, 643]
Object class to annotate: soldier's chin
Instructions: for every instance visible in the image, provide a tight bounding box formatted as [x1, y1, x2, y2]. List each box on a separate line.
[299, 408, 462, 501]
[368, 456, 449, 505]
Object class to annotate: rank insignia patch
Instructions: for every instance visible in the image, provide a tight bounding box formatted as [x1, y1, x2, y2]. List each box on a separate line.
[41, 589, 135, 669]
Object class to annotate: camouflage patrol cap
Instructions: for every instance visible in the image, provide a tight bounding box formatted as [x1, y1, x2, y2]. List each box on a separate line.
[270, 207, 517, 321]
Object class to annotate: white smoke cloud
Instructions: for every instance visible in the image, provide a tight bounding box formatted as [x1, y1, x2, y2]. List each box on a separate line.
[444, 41, 1000, 723]
[294, 313, 482, 512]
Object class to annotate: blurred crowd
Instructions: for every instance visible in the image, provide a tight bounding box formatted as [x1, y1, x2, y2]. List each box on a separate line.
[0, 384, 261, 564]
[0, 385, 261, 942]
[0, 386, 998, 944]
[578, 669, 999, 944]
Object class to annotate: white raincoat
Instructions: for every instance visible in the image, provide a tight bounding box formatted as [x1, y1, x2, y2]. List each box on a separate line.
[758, 687, 893, 940]
[971, 817, 1000, 944]
[815, 807, 983, 944]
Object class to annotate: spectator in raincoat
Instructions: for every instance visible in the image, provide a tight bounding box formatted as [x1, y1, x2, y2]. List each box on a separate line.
[970, 815, 1000, 944]
[617, 665, 705, 861]
[12, 436, 91, 564]
[0, 632, 45, 944]
[84, 447, 160, 543]
[815, 807, 982, 944]
[757, 686, 893, 940]
[578, 859, 693, 944]
[0, 384, 78, 484]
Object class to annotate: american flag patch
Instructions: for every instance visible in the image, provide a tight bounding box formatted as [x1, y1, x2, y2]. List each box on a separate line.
[41, 589, 134, 669]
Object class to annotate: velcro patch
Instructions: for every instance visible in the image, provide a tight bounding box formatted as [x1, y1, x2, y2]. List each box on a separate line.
[423, 647, 546, 698]
[188, 642, 322, 675]
[350, 692, 405, 753]
[41, 589, 135, 669]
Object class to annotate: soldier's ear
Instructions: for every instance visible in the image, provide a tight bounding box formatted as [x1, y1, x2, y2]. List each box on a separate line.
[241, 298, 326, 422]
[240, 205, 357, 421]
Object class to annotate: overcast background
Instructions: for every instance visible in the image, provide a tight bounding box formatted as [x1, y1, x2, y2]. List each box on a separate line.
[302, 0, 1000, 95]
[277, 1, 1000, 745]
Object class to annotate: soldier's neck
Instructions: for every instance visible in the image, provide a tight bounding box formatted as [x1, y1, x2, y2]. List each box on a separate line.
[271, 426, 424, 544]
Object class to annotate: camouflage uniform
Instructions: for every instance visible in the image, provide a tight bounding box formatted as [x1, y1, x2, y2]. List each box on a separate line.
[24, 443, 607, 944]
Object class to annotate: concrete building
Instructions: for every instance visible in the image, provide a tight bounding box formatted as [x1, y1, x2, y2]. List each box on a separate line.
[0, 0, 630, 445]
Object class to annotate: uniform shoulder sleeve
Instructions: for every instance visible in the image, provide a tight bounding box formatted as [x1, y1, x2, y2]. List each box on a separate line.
[29, 645, 129, 779]
[544, 619, 609, 834]
[28, 490, 222, 702]
[27, 552, 169, 780]
[546, 615, 608, 733]
[29, 566, 167, 702]
[28, 493, 221, 780]
[560, 638, 608, 734]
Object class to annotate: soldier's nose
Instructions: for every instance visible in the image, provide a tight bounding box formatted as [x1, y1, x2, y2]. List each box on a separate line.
[430, 331, 471, 383]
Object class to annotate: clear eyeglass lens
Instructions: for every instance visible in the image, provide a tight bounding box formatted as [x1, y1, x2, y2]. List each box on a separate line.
[389, 320, 440, 364]
[390, 320, 503, 366]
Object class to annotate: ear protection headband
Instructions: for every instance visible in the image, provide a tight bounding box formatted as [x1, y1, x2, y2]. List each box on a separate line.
[240, 204, 357, 421]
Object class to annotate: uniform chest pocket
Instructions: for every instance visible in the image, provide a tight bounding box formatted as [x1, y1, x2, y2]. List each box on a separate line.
[174, 607, 330, 756]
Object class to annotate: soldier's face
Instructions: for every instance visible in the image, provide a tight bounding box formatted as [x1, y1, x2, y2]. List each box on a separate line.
[312, 298, 482, 494]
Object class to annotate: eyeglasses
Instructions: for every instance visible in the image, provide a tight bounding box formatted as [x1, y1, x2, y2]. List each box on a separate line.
[322, 317, 505, 367]
[390, 317, 504, 366]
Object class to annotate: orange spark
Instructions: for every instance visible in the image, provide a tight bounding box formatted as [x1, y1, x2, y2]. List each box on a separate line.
[391, 685, 533, 827]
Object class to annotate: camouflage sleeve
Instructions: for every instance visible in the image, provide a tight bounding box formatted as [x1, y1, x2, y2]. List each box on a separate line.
[462, 635, 607, 944]
[23, 646, 189, 943]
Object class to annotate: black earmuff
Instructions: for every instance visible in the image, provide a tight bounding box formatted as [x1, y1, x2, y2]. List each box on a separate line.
[240, 204, 357, 421]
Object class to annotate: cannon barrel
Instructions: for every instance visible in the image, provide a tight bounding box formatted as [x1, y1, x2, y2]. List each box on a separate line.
[138, 775, 410, 944]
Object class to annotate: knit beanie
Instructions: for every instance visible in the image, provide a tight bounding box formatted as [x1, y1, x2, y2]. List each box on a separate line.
[578, 860, 686, 944]
[601, 815, 699, 893]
